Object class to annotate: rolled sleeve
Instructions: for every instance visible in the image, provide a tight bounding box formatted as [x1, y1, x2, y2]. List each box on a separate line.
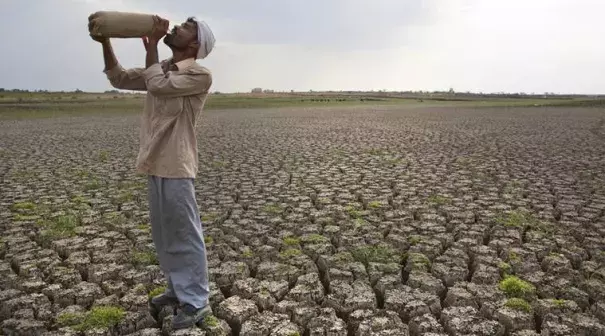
[142, 64, 209, 98]
[103, 64, 147, 91]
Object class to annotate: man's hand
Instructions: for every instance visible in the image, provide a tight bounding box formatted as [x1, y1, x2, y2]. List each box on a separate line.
[145, 15, 168, 69]
[149, 15, 169, 44]
[88, 12, 108, 44]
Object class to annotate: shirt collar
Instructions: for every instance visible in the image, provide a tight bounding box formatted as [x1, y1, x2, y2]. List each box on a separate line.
[174, 58, 196, 71]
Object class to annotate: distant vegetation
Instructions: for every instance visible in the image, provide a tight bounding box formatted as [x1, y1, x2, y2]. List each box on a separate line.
[1, 88, 604, 120]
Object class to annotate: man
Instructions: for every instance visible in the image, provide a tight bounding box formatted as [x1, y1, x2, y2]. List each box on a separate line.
[90, 15, 216, 329]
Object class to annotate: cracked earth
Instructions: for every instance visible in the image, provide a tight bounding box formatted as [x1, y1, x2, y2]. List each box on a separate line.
[0, 105, 604, 336]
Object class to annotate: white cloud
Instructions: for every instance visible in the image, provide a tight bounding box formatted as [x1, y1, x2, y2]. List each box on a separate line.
[0, 0, 603, 94]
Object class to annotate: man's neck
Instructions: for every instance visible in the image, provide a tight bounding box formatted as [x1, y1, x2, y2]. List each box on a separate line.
[171, 51, 192, 64]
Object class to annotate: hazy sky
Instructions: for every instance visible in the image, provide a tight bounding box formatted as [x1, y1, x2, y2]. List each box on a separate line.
[1, 0, 604, 94]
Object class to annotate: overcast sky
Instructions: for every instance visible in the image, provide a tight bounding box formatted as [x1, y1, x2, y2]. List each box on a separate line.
[1, 0, 604, 94]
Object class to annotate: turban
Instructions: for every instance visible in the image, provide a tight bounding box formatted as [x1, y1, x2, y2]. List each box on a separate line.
[191, 18, 215, 59]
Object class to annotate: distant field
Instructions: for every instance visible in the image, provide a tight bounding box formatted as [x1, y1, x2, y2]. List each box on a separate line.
[0, 91, 604, 120]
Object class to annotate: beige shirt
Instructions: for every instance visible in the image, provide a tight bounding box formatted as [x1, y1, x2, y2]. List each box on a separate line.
[104, 58, 212, 179]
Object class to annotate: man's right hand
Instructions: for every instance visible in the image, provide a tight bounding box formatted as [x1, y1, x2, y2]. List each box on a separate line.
[88, 14, 108, 43]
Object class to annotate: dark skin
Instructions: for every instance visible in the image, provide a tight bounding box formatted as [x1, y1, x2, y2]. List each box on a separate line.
[90, 15, 200, 71]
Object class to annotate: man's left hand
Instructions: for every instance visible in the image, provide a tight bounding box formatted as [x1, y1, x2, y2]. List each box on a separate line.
[149, 15, 169, 44]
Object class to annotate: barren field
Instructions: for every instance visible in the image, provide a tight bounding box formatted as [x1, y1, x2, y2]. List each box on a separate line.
[1, 104, 604, 336]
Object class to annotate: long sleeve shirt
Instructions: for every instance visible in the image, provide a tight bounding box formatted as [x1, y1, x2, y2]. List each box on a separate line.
[104, 58, 212, 179]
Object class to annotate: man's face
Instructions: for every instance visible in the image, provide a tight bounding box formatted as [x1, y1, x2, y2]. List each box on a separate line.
[164, 18, 198, 51]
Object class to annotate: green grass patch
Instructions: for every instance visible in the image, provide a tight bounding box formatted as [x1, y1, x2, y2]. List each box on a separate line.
[332, 252, 355, 264]
[210, 160, 228, 168]
[148, 286, 167, 299]
[114, 190, 133, 204]
[427, 195, 451, 206]
[508, 251, 521, 262]
[353, 218, 367, 229]
[11, 201, 36, 212]
[131, 250, 158, 267]
[302, 234, 329, 244]
[551, 298, 567, 307]
[406, 252, 431, 267]
[201, 212, 220, 222]
[84, 179, 102, 191]
[203, 315, 219, 327]
[504, 298, 532, 313]
[57, 312, 85, 327]
[60, 306, 125, 332]
[345, 205, 363, 219]
[39, 214, 80, 239]
[499, 275, 536, 299]
[496, 209, 541, 229]
[98, 150, 109, 162]
[241, 247, 254, 258]
[368, 201, 383, 209]
[282, 236, 300, 246]
[136, 224, 150, 231]
[262, 203, 284, 215]
[351, 244, 401, 266]
[204, 236, 213, 245]
[408, 235, 423, 246]
[279, 248, 302, 259]
[499, 261, 512, 275]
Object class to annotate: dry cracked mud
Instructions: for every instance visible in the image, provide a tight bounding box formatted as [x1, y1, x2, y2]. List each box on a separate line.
[0, 105, 604, 336]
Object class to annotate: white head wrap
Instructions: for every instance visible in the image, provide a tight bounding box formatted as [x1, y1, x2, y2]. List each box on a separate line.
[191, 18, 215, 59]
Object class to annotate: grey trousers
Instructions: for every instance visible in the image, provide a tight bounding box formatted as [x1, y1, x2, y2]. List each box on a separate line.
[147, 175, 210, 309]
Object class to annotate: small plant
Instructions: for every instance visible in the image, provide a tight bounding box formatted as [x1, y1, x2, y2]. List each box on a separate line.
[303, 234, 329, 244]
[279, 248, 302, 259]
[98, 150, 109, 162]
[210, 160, 227, 168]
[551, 298, 567, 307]
[408, 235, 423, 246]
[263, 203, 283, 215]
[499, 275, 536, 299]
[406, 252, 431, 267]
[62, 306, 125, 331]
[498, 262, 512, 275]
[351, 244, 401, 266]
[203, 315, 219, 327]
[504, 298, 532, 313]
[39, 214, 80, 239]
[204, 236, 213, 245]
[345, 206, 363, 219]
[84, 179, 101, 191]
[57, 312, 84, 327]
[148, 286, 167, 299]
[508, 251, 521, 262]
[71, 195, 88, 204]
[427, 195, 451, 206]
[11, 201, 36, 212]
[282, 236, 300, 246]
[496, 209, 541, 229]
[114, 190, 133, 204]
[131, 250, 158, 267]
[201, 212, 220, 222]
[353, 218, 367, 229]
[241, 247, 254, 258]
[368, 201, 382, 209]
[136, 224, 149, 231]
[332, 252, 354, 264]
[76, 169, 92, 179]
